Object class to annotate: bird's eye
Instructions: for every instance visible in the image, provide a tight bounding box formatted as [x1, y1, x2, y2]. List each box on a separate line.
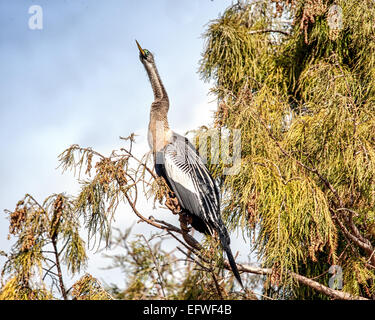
[144, 49, 149, 57]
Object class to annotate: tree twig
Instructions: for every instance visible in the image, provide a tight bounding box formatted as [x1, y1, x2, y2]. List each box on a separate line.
[141, 235, 166, 298]
[249, 29, 290, 36]
[224, 262, 368, 300]
[51, 236, 67, 300]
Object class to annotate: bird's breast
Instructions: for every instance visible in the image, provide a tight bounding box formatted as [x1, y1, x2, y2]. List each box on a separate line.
[148, 122, 173, 152]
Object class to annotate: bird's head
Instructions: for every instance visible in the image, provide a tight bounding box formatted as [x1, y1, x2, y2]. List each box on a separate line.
[136, 40, 154, 65]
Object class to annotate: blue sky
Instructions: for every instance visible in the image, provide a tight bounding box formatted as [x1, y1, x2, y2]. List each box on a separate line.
[0, 0, 254, 293]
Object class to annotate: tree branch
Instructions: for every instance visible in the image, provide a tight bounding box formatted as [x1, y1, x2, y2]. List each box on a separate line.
[332, 209, 375, 266]
[51, 236, 67, 300]
[249, 29, 290, 36]
[141, 235, 166, 298]
[123, 191, 201, 251]
[225, 262, 368, 300]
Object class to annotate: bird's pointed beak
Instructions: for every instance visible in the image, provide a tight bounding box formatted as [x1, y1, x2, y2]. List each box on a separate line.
[135, 40, 146, 58]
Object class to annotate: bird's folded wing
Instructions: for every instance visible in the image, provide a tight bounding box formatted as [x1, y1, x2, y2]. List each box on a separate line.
[161, 133, 220, 225]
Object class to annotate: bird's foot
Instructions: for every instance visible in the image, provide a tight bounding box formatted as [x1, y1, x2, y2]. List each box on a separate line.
[184, 213, 193, 226]
[165, 197, 181, 215]
[179, 213, 192, 233]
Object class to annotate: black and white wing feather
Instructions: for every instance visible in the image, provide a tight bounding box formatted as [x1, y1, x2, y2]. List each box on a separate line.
[158, 132, 220, 232]
[154, 132, 243, 287]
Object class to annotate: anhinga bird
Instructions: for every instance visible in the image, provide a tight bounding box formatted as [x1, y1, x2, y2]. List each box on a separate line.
[136, 40, 243, 288]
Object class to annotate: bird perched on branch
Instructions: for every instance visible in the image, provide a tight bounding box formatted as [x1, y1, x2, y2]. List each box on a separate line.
[136, 40, 243, 288]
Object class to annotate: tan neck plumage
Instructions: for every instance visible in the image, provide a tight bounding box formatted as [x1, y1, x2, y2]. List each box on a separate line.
[143, 59, 171, 152]
[148, 102, 171, 152]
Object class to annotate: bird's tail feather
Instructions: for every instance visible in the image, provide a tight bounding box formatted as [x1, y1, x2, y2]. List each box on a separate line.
[218, 227, 244, 289]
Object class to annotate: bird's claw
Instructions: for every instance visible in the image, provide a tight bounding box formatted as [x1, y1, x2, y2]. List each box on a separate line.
[165, 197, 181, 215]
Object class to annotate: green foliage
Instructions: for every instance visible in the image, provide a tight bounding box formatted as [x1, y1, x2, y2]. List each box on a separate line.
[71, 274, 114, 300]
[1, 193, 87, 299]
[2, 135, 257, 300]
[2, 0, 374, 300]
[103, 228, 259, 300]
[199, 0, 375, 299]
[199, 1, 281, 96]
[0, 277, 53, 300]
[57, 141, 155, 248]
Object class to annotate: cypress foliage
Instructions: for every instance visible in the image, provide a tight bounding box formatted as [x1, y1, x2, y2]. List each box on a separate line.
[199, 0, 375, 299]
[1, 0, 374, 300]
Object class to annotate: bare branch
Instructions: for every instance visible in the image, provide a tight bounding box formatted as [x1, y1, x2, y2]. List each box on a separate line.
[226, 262, 368, 300]
[140, 235, 166, 298]
[332, 210, 375, 266]
[249, 29, 290, 36]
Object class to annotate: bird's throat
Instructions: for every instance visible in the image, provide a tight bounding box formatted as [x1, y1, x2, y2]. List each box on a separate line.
[148, 117, 171, 152]
[144, 61, 168, 101]
[143, 56, 171, 152]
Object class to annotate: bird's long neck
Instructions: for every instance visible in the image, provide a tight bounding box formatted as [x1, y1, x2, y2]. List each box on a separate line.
[144, 60, 171, 151]
[144, 60, 169, 104]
